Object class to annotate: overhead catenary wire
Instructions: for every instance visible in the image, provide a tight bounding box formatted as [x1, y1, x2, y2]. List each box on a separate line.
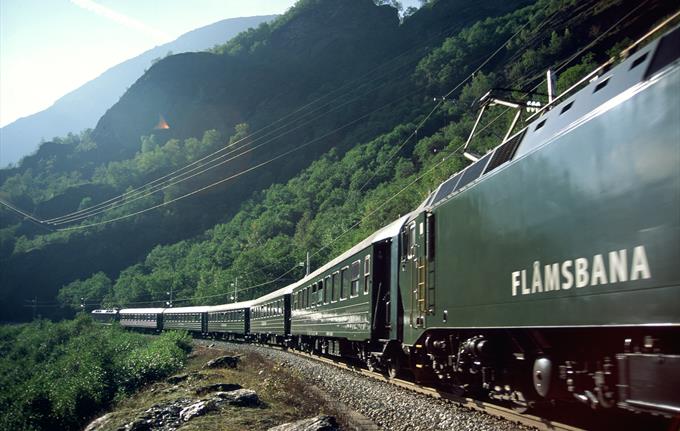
[50, 69, 428, 226]
[43, 19, 471, 225]
[52, 3, 552, 231]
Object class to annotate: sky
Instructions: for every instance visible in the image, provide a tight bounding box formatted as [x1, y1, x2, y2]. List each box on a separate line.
[0, 0, 422, 128]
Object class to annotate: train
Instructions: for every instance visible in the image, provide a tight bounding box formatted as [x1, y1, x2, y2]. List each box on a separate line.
[94, 26, 680, 417]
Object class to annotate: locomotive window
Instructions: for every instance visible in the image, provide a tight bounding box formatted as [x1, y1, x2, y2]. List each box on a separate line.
[332, 271, 339, 302]
[340, 267, 349, 300]
[364, 255, 371, 294]
[351, 260, 360, 297]
[408, 223, 416, 259]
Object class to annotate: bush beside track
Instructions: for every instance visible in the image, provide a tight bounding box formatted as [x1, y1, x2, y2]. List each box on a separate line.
[0, 315, 192, 431]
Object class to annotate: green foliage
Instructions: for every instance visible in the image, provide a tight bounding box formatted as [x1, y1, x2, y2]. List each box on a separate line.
[0, 316, 191, 431]
[58, 272, 113, 309]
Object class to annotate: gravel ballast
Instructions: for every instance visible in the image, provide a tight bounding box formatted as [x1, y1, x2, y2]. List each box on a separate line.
[202, 341, 534, 431]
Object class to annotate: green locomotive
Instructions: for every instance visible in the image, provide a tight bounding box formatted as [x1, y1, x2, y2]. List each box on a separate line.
[386, 26, 680, 414]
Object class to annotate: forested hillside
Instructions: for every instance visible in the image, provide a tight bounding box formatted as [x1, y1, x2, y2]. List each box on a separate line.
[1, 0, 676, 320]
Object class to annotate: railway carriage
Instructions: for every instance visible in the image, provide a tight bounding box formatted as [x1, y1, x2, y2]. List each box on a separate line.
[118, 308, 163, 331]
[162, 306, 209, 334]
[290, 216, 409, 363]
[206, 301, 252, 340]
[249, 286, 293, 344]
[91, 309, 119, 324]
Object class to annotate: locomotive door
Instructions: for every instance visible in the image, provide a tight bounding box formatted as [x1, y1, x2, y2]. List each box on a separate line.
[404, 212, 434, 329]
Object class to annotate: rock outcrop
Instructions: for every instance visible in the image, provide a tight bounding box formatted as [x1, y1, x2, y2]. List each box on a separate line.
[204, 355, 240, 369]
[267, 415, 339, 431]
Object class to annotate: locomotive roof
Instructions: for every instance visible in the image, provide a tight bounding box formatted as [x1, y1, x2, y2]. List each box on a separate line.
[119, 307, 165, 314]
[423, 26, 679, 211]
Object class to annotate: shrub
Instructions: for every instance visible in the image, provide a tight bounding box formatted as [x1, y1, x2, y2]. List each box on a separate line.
[0, 317, 192, 431]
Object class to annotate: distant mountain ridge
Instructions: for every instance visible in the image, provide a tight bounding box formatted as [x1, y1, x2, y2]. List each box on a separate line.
[0, 15, 276, 167]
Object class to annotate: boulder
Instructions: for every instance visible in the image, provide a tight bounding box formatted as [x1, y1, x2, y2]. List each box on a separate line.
[267, 415, 339, 431]
[83, 412, 114, 431]
[195, 382, 242, 395]
[179, 399, 218, 422]
[213, 389, 260, 407]
[204, 355, 240, 369]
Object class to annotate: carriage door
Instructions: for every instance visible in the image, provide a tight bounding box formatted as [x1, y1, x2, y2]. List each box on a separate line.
[408, 212, 434, 328]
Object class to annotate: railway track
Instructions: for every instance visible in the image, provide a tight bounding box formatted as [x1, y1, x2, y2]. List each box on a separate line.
[286, 349, 584, 431]
[202, 339, 583, 431]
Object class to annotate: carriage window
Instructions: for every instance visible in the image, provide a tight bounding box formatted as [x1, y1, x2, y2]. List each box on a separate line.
[364, 255, 371, 294]
[351, 260, 361, 296]
[324, 276, 330, 304]
[340, 267, 349, 299]
[312, 284, 317, 307]
[332, 272, 339, 302]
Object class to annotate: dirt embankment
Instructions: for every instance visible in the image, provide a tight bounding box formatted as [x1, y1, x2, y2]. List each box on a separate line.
[83, 343, 349, 430]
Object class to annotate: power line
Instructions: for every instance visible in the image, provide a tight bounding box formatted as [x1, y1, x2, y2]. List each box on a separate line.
[43, 20, 467, 225]
[50, 68, 424, 226]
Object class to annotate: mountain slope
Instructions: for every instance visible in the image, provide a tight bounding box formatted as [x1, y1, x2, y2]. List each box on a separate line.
[0, 15, 276, 168]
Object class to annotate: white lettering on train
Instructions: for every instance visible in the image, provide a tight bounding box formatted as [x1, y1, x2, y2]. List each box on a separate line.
[511, 246, 651, 296]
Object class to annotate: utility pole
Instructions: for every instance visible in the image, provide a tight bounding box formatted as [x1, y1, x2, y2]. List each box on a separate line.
[231, 277, 238, 303]
[80, 297, 85, 313]
[306, 251, 310, 277]
[166, 287, 173, 308]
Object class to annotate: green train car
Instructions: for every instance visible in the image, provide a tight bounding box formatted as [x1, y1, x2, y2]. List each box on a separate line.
[206, 302, 252, 339]
[250, 286, 292, 344]
[290, 216, 407, 359]
[163, 306, 208, 333]
[389, 27, 680, 414]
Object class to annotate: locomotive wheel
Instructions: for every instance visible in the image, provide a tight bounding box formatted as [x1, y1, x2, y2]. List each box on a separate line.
[387, 352, 402, 379]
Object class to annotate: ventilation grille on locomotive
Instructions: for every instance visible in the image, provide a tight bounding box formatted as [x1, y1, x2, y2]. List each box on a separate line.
[431, 172, 462, 205]
[456, 151, 493, 191]
[484, 129, 526, 174]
